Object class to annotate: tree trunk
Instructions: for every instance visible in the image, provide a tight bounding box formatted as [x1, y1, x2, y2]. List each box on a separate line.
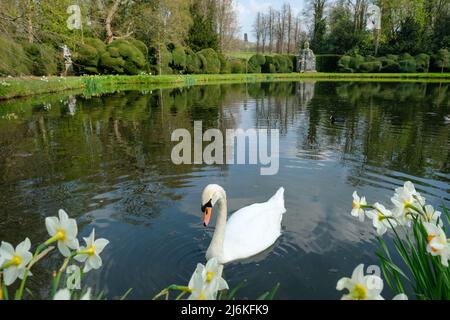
[106, 0, 122, 44]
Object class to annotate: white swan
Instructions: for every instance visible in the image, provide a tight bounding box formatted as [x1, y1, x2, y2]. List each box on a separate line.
[201, 184, 286, 264]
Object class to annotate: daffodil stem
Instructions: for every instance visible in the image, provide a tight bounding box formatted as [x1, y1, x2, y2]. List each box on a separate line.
[51, 253, 75, 298]
[152, 285, 191, 300]
[15, 243, 48, 300]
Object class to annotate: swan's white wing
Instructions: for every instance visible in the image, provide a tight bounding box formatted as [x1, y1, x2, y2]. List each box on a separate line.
[222, 188, 286, 263]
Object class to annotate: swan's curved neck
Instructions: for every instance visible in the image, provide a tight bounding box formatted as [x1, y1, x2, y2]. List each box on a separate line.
[209, 195, 227, 258]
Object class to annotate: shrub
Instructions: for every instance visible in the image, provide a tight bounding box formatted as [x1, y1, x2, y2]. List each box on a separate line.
[217, 53, 230, 74]
[185, 48, 202, 74]
[74, 38, 107, 75]
[316, 54, 341, 72]
[415, 53, 430, 73]
[398, 58, 417, 73]
[171, 45, 187, 72]
[349, 54, 365, 71]
[262, 56, 276, 73]
[337, 55, 354, 73]
[127, 39, 148, 59]
[248, 54, 266, 73]
[358, 61, 382, 73]
[379, 58, 401, 73]
[432, 49, 450, 73]
[197, 48, 221, 74]
[229, 59, 246, 74]
[0, 36, 31, 76]
[98, 39, 146, 75]
[24, 43, 59, 76]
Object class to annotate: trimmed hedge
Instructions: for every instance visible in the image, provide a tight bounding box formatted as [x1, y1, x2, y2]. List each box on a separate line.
[337, 52, 436, 73]
[24, 43, 59, 76]
[316, 54, 341, 72]
[197, 48, 221, 74]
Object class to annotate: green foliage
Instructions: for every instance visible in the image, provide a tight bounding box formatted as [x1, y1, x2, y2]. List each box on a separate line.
[187, 6, 218, 52]
[217, 54, 231, 74]
[171, 45, 187, 71]
[316, 54, 341, 72]
[432, 49, 450, 73]
[415, 54, 430, 73]
[197, 48, 221, 74]
[98, 39, 147, 75]
[248, 54, 266, 73]
[0, 37, 31, 76]
[229, 59, 246, 74]
[185, 48, 202, 74]
[337, 56, 354, 73]
[399, 59, 417, 73]
[23, 43, 59, 76]
[379, 58, 401, 73]
[74, 38, 107, 75]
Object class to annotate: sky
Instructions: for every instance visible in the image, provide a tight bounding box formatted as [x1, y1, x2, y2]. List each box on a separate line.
[235, 0, 307, 42]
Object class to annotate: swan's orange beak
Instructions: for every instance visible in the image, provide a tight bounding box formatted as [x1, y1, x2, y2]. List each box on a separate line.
[203, 207, 212, 227]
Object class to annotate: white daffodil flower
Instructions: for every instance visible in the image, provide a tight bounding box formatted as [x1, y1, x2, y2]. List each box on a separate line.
[351, 191, 367, 222]
[75, 229, 109, 273]
[366, 203, 396, 236]
[393, 293, 408, 300]
[188, 270, 216, 300]
[422, 205, 443, 227]
[391, 181, 424, 227]
[54, 288, 91, 300]
[423, 222, 450, 267]
[188, 258, 228, 300]
[45, 209, 79, 257]
[336, 264, 384, 300]
[0, 238, 33, 286]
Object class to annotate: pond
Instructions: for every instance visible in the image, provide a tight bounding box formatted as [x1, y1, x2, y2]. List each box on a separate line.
[0, 81, 449, 299]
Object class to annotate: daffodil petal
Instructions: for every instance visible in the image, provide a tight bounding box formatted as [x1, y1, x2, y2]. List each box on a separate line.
[16, 238, 31, 254]
[54, 288, 71, 300]
[88, 254, 102, 270]
[94, 238, 109, 254]
[58, 241, 71, 257]
[45, 217, 59, 236]
[74, 253, 88, 263]
[0, 242, 14, 260]
[3, 267, 19, 286]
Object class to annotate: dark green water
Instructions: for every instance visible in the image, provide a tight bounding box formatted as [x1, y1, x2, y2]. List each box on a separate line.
[0, 81, 449, 299]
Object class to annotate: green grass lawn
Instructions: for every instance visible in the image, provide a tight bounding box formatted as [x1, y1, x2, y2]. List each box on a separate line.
[1, 73, 450, 100]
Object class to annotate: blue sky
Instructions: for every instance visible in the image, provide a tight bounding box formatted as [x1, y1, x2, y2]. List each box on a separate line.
[235, 0, 307, 41]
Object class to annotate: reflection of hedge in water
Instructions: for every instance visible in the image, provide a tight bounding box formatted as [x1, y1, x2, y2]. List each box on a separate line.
[335, 82, 449, 106]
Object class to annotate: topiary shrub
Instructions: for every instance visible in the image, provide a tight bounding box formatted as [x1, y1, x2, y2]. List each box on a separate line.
[24, 43, 59, 76]
[229, 59, 246, 73]
[171, 45, 187, 72]
[358, 61, 382, 73]
[0, 36, 31, 76]
[386, 54, 399, 61]
[185, 48, 202, 74]
[262, 56, 277, 73]
[127, 39, 148, 59]
[398, 58, 417, 73]
[415, 53, 430, 73]
[248, 54, 266, 73]
[74, 41, 102, 74]
[217, 53, 230, 74]
[98, 40, 145, 75]
[197, 48, 221, 74]
[337, 55, 354, 73]
[349, 54, 365, 71]
[316, 54, 341, 72]
[379, 58, 400, 73]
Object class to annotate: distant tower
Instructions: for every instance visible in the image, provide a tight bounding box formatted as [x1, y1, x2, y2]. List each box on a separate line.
[244, 33, 249, 53]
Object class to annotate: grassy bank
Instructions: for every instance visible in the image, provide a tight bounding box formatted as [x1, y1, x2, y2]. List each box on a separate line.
[1, 73, 450, 100]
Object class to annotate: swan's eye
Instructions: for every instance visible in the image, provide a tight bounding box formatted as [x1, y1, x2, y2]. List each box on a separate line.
[201, 199, 213, 213]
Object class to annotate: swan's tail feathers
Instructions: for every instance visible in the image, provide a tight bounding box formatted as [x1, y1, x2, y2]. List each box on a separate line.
[270, 187, 286, 214]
